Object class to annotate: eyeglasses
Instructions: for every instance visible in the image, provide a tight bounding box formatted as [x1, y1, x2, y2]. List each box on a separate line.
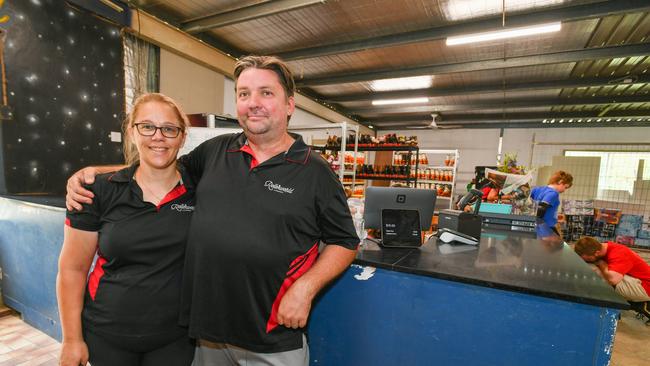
[133, 123, 183, 138]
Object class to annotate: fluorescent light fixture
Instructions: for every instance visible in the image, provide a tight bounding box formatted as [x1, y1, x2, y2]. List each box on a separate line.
[368, 125, 374, 129]
[444, 0, 564, 21]
[372, 97, 429, 106]
[446, 22, 561, 46]
[371, 76, 432, 91]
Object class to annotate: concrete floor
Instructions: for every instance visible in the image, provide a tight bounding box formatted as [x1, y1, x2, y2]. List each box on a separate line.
[610, 310, 650, 366]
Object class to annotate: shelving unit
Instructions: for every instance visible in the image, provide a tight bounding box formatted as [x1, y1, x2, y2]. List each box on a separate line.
[292, 127, 424, 197]
[290, 122, 360, 193]
[408, 149, 459, 210]
[355, 145, 419, 188]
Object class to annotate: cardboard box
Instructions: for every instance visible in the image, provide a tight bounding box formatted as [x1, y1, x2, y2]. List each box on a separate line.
[594, 208, 622, 224]
[615, 235, 636, 246]
[638, 223, 650, 239]
[635, 238, 650, 248]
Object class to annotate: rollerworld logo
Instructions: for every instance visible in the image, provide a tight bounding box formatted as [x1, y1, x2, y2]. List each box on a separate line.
[264, 180, 294, 194]
[171, 203, 194, 212]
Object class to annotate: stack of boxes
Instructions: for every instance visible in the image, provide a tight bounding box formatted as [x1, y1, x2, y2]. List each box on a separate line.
[591, 208, 620, 243]
[639, 223, 650, 247]
[615, 215, 650, 248]
[561, 200, 629, 244]
[562, 200, 598, 242]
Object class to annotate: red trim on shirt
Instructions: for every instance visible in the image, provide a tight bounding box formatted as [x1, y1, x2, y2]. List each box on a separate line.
[239, 144, 259, 170]
[157, 184, 187, 210]
[286, 147, 311, 165]
[88, 256, 108, 301]
[266, 243, 320, 333]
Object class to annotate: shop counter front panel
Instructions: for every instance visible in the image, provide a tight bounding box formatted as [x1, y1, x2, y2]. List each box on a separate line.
[308, 232, 626, 366]
[309, 265, 619, 366]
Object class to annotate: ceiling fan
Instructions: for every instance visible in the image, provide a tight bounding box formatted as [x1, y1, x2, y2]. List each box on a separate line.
[405, 113, 462, 130]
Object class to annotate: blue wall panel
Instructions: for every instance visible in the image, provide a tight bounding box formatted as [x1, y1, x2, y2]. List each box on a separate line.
[308, 265, 618, 366]
[0, 198, 64, 340]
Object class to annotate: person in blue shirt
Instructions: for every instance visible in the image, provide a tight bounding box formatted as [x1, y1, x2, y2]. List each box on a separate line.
[530, 170, 573, 235]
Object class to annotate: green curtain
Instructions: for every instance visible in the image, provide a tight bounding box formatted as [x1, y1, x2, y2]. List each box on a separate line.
[123, 33, 159, 110]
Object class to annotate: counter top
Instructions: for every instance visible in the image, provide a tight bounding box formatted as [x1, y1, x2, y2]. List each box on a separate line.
[356, 229, 629, 310]
[0, 195, 65, 208]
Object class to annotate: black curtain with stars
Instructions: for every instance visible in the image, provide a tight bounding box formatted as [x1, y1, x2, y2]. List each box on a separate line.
[0, 0, 125, 197]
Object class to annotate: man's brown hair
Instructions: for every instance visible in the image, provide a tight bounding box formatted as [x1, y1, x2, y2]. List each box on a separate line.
[234, 55, 296, 100]
[574, 236, 602, 256]
[548, 170, 573, 187]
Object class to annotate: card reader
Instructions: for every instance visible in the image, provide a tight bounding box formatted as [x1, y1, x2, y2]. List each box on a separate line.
[437, 228, 479, 245]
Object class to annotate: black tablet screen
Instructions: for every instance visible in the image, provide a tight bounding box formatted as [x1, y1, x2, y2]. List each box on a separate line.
[381, 209, 422, 247]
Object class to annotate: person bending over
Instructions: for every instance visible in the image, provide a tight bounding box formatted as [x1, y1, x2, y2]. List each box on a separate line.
[574, 236, 650, 303]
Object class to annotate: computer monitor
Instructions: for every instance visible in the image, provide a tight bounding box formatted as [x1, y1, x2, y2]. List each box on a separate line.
[364, 186, 436, 231]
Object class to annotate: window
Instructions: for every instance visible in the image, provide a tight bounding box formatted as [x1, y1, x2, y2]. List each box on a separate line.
[565, 150, 650, 198]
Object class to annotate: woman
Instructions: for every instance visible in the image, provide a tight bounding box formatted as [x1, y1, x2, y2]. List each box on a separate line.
[57, 93, 195, 366]
[530, 170, 573, 236]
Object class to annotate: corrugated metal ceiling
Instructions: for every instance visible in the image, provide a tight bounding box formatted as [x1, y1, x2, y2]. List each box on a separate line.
[132, 0, 650, 129]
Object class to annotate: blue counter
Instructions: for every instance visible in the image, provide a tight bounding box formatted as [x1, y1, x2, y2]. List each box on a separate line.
[308, 233, 628, 366]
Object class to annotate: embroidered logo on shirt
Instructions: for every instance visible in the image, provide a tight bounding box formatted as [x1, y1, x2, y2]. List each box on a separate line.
[264, 180, 295, 194]
[171, 203, 195, 212]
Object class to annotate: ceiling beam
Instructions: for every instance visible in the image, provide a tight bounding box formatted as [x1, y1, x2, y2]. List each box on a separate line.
[278, 0, 650, 61]
[129, 3, 247, 57]
[364, 110, 650, 124]
[347, 95, 650, 115]
[182, 0, 326, 34]
[321, 75, 650, 102]
[297, 43, 650, 86]
[126, 9, 369, 133]
[375, 120, 650, 130]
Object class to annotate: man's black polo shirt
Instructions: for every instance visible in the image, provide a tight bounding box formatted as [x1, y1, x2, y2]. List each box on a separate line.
[65, 164, 195, 339]
[179, 132, 359, 353]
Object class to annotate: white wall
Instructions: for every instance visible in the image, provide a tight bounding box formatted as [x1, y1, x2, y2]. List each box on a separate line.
[223, 77, 236, 118]
[160, 49, 224, 115]
[383, 126, 650, 197]
[502, 127, 650, 169]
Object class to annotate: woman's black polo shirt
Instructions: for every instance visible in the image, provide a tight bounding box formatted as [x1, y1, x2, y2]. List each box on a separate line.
[65, 164, 195, 339]
[178, 133, 359, 353]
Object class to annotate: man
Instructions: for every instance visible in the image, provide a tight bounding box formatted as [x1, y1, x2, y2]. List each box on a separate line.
[66, 56, 360, 365]
[574, 236, 650, 305]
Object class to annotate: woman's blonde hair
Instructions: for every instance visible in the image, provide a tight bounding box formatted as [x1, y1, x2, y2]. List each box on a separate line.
[122, 93, 190, 165]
